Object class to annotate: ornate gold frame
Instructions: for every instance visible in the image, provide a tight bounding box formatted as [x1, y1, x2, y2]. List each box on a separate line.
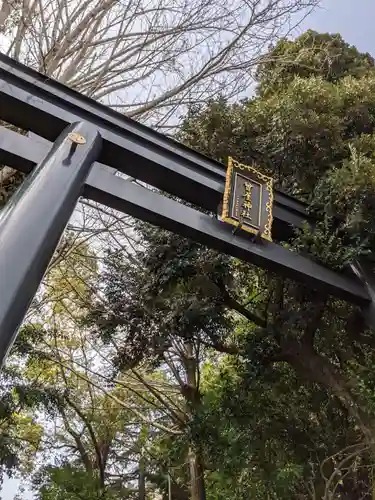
[221, 157, 274, 242]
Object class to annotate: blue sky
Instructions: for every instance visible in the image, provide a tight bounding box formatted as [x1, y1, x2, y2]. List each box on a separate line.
[1, 0, 375, 498]
[299, 0, 375, 54]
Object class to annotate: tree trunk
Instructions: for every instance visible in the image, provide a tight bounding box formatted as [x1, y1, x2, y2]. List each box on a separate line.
[138, 456, 146, 500]
[284, 339, 375, 446]
[183, 342, 207, 500]
[188, 446, 206, 500]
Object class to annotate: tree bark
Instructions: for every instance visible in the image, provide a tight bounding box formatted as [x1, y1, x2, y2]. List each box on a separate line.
[183, 342, 207, 500]
[188, 446, 206, 500]
[138, 456, 146, 500]
[283, 339, 375, 446]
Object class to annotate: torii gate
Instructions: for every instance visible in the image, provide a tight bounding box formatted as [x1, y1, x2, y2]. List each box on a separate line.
[0, 53, 373, 366]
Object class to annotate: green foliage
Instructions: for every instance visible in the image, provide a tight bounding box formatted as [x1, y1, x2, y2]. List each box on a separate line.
[198, 352, 371, 499]
[180, 43, 375, 198]
[37, 465, 130, 499]
[0, 365, 55, 483]
[292, 217, 367, 270]
[176, 30, 375, 499]
[313, 146, 375, 261]
[86, 222, 233, 368]
[255, 30, 374, 95]
[44, 234, 98, 319]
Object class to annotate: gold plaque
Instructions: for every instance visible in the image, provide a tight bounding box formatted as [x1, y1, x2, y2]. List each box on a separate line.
[221, 157, 273, 242]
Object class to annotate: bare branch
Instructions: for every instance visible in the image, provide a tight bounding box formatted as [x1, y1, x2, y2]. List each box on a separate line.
[2, 0, 319, 121]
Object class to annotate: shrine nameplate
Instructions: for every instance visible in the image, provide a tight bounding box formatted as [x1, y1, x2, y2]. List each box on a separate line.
[221, 157, 273, 241]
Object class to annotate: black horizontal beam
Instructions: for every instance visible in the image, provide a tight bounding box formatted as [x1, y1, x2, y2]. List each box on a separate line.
[0, 53, 311, 240]
[0, 127, 48, 172]
[0, 126, 369, 305]
[86, 167, 369, 306]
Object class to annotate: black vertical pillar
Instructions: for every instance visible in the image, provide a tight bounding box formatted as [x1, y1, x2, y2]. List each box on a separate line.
[0, 122, 102, 365]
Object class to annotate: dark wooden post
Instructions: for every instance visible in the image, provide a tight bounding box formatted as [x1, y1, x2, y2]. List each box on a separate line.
[0, 122, 102, 365]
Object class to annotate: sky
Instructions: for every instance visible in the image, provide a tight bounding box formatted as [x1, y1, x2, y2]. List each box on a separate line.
[1, 0, 375, 498]
[299, 0, 375, 54]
